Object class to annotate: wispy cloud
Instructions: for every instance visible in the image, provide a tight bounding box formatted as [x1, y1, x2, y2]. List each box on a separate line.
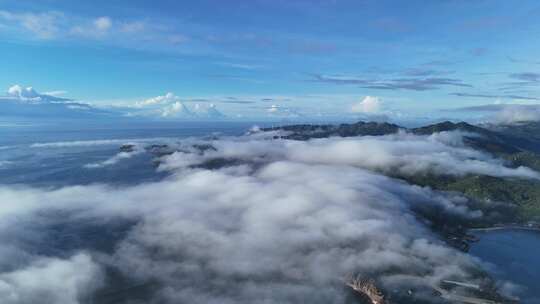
[42, 90, 68, 97]
[0, 10, 64, 39]
[450, 92, 540, 101]
[206, 74, 266, 84]
[506, 56, 540, 65]
[219, 99, 257, 104]
[498, 72, 540, 91]
[509, 72, 540, 83]
[402, 68, 454, 77]
[0, 9, 186, 48]
[312, 74, 472, 91]
[216, 62, 264, 70]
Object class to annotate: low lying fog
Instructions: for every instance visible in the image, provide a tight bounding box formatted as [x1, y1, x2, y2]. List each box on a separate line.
[0, 130, 534, 303]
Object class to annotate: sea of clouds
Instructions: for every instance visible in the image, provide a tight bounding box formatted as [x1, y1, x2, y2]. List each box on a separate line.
[0, 129, 535, 303]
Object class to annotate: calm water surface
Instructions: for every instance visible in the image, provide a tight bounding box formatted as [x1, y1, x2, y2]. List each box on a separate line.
[470, 229, 540, 304]
[0, 121, 262, 186]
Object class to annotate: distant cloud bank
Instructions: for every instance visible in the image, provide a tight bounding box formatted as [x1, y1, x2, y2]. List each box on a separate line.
[450, 103, 540, 124]
[131, 92, 226, 119]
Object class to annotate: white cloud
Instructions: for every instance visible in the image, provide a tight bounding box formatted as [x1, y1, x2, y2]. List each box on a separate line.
[70, 16, 113, 38]
[0, 10, 62, 39]
[160, 130, 540, 180]
[161, 101, 193, 117]
[2, 85, 70, 103]
[7, 85, 39, 100]
[0, 130, 532, 302]
[93, 17, 112, 31]
[0, 253, 103, 304]
[42, 90, 68, 97]
[193, 103, 225, 118]
[0, 85, 113, 119]
[136, 92, 179, 107]
[84, 143, 144, 169]
[0, 163, 480, 303]
[351, 96, 382, 113]
[134, 93, 225, 119]
[0, 9, 187, 47]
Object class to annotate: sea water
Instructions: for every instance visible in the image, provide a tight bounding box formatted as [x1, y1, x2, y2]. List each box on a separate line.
[470, 229, 540, 303]
[0, 121, 259, 186]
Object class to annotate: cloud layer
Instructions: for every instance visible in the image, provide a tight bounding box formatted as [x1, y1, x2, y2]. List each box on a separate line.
[161, 130, 539, 179]
[0, 129, 535, 303]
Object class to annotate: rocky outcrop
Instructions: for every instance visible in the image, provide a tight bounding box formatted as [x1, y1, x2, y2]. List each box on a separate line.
[345, 275, 386, 304]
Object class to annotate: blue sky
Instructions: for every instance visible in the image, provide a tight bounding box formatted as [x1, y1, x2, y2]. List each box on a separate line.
[1, 0, 539, 120]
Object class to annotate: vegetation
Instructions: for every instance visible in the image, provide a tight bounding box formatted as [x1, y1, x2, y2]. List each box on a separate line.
[262, 121, 400, 140]
[268, 120, 540, 223]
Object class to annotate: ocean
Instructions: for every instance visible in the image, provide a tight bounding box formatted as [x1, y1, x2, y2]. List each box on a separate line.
[470, 229, 540, 303]
[0, 121, 259, 187]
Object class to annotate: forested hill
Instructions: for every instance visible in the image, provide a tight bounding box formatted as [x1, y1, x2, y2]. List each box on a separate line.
[263, 120, 540, 222]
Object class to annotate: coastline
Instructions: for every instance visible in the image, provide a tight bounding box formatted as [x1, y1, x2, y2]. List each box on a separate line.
[467, 226, 540, 303]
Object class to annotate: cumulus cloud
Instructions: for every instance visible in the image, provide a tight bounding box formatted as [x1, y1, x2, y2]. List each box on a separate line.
[136, 92, 179, 107]
[193, 103, 225, 118]
[351, 96, 382, 113]
[0, 130, 532, 303]
[7, 85, 39, 99]
[0, 85, 114, 120]
[161, 101, 193, 117]
[134, 93, 225, 119]
[2, 85, 71, 103]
